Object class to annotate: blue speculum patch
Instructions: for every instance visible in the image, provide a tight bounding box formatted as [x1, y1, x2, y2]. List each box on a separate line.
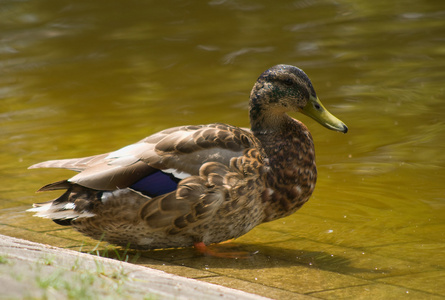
[130, 170, 180, 197]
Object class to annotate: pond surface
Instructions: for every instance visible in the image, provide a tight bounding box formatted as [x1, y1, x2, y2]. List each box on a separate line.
[1, 0, 444, 298]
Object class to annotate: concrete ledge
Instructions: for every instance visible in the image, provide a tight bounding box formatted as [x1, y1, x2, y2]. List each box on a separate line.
[0, 234, 269, 299]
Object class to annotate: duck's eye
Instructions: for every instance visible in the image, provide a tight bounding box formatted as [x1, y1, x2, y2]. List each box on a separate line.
[283, 78, 293, 86]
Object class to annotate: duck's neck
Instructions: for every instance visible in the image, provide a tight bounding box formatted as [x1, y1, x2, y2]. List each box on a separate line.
[249, 97, 317, 222]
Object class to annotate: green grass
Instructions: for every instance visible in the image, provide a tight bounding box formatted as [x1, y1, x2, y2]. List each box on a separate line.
[32, 254, 135, 300]
[94, 244, 142, 264]
[78, 234, 141, 264]
[15, 238, 158, 299]
[40, 255, 55, 266]
[0, 254, 8, 264]
[35, 269, 65, 289]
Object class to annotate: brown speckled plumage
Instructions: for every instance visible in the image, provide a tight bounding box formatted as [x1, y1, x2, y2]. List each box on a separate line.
[28, 65, 347, 250]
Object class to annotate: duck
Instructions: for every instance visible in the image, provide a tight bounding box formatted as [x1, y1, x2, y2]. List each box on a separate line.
[28, 64, 347, 256]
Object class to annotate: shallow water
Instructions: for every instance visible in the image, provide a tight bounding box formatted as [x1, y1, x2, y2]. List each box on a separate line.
[1, 0, 445, 298]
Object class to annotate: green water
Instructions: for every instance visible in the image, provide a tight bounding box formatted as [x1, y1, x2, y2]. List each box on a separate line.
[1, 0, 445, 297]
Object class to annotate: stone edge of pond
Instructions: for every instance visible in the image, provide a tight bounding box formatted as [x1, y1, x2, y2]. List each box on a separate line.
[0, 234, 270, 300]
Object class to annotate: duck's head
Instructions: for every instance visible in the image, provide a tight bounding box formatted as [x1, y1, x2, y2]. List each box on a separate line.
[249, 64, 348, 133]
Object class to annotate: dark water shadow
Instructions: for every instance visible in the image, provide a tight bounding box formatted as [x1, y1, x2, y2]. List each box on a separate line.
[93, 242, 389, 277]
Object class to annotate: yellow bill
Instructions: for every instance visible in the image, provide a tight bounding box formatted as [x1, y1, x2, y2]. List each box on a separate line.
[301, 95, 348, 133]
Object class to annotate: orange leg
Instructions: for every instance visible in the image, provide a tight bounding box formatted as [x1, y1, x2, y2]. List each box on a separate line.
[193, 242, 250, 259]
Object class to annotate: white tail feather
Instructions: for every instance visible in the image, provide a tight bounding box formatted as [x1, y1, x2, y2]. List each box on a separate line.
[27, 202, 95, 219]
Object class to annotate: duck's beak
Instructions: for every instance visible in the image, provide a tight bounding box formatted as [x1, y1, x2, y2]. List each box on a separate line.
[301, 95, 348, 133]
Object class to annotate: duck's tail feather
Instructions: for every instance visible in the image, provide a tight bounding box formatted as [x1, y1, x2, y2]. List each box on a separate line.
[28, 153, 109, 172]
[36, 180, 72, 192]
[28, 184, 96, 224]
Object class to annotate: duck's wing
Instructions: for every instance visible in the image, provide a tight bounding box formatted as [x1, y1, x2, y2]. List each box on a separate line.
[29, 124, 255, 192]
